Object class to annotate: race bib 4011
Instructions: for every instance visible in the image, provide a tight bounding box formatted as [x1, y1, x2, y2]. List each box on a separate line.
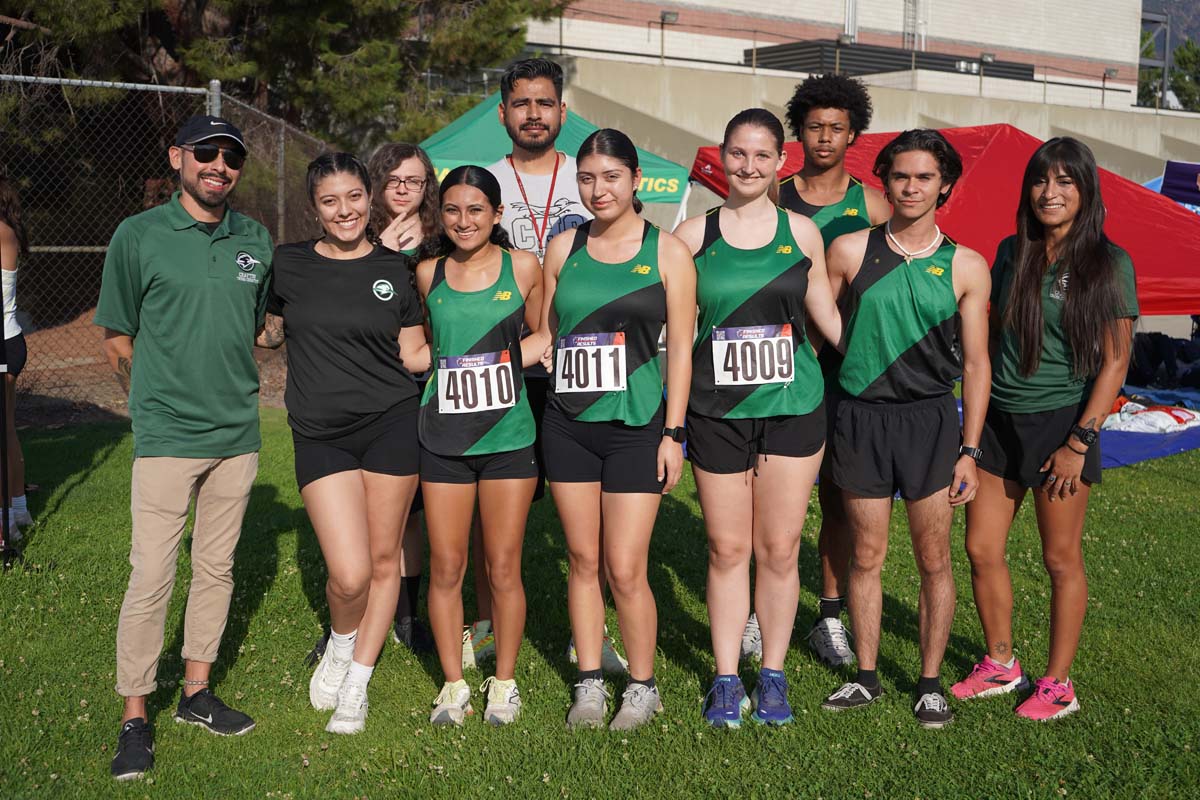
[712, 324, 794, 386]
[438, 350, 517, 414]
[555, 331, 627, 393]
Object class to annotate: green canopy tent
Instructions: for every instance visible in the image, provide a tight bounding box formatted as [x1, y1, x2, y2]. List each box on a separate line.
[421, 92, 691, 217]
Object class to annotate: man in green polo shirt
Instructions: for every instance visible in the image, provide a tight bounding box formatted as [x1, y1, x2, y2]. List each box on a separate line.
[95, 115, 273, 781]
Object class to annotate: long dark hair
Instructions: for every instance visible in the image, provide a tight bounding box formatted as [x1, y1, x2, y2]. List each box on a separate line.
[1005, 137, 1126, 377]
[421, 165, 513, 260]
[0, 169, 29, 255]
[366, 142, 440, 246]
[577, 128, 643, 213]
[722, 108, 786, 204]
[306, 152, 371, 204]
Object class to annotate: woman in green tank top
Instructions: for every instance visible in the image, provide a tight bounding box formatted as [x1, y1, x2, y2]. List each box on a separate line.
[539, 129, 697, 731]
[414, 166, 548, 727]
[366, 142, 442, 655]
[674, 109, 843, 728]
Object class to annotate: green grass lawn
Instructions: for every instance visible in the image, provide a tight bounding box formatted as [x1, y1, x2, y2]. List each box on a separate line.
[1, 407, 1197, 798]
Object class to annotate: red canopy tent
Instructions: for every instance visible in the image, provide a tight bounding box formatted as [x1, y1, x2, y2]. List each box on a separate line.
[689, 123, 1200, 316]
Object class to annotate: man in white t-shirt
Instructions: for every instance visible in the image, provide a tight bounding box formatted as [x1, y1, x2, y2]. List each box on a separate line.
[485, 58, 590, 263]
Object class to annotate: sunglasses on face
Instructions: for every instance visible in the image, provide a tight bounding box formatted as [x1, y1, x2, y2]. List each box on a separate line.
[384, 176, 427, 192]
[182, 143, 246, 171]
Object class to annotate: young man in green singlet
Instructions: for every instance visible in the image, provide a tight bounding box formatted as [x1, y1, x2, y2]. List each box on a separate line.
[819, 129, 991, 729]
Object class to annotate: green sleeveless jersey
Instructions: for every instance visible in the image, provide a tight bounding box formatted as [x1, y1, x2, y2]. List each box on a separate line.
[419, 250, 535, 456]
[549, 221, 666, 425]
[778, 173, 872, 247]
[839, 227, 960, 403]
[690, 207, 823, 419]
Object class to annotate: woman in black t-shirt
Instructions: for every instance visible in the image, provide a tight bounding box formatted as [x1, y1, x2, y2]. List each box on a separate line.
[259, 153, 430, 735]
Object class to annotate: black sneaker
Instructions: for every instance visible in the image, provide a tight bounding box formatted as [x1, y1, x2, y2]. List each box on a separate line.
[393, 616, 434, 654]
[914, 690, 954, 729]
[110, 717, 154, 780]
[174, 688, 256, 736]
[821, 681, 882, 711]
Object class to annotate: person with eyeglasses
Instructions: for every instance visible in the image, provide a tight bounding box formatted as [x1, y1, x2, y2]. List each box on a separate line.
[96, 115, 273, 781]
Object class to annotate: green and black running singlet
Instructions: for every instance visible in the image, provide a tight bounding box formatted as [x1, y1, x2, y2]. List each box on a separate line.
[691, 207, 823, 419]
[418, 249, 535, 456]
[838, 227, 960, 403]
[778, 173, 872, 248]
[550, 221, 666, 425]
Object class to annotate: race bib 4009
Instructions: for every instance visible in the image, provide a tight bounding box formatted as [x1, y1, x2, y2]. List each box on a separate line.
[555, 332, 627, 393]
[437, 350, 517, 414]
[712, 324, 794, 386]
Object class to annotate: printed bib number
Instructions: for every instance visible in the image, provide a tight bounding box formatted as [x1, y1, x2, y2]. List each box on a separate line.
[712, 324, 795, 386]
[437, 350, 517, 414]
[555, 332, 627, 393]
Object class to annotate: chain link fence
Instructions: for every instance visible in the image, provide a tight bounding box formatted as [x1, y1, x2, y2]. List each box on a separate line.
[0, 75, 327, 421]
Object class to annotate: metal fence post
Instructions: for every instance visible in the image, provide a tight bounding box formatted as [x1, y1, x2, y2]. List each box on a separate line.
[277, 119, 287, 244]
[208, 79, 222, 116]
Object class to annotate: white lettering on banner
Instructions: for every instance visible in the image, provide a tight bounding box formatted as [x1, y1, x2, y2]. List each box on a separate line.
[712, 324, 795, 386]
[555, 331, 627, 393]
[437, 350, 517, 414]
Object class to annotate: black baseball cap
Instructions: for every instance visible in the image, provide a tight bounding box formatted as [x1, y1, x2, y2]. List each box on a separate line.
[175, 115, 247, 153]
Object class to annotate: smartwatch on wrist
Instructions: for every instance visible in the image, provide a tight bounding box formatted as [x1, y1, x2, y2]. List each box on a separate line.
[958, 445, 983, 462]
[662, 426, 686, 444]
[1069, 424, 1098, 448]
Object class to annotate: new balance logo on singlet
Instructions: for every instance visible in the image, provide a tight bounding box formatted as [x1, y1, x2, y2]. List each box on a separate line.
[630, 264, 652, 275]
[926, 266, 945, 277]
[776, 245, 793, 254]
[493, 290, 513, 301]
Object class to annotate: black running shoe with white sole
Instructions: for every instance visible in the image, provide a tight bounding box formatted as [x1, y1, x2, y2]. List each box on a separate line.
[821, 681, 882, 711]
[914, 691, 954, 729]
[393, 616, 435, 654]
[174, 689, 256, 736]
[110, 717, 154, 780]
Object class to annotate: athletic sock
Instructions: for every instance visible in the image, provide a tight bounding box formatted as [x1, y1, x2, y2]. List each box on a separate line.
[916, 675, 943, 697]
[855, 668, 880, 692]
[578, 668, 603, 683]
[11, 495, 27, 515]
[329, 628, 357, 662]
[993, 655, 1016, 669]
[346, 660, 374, 686]
[629, 676, 656, 690]
[819, 596, 844, 620]
[396, 574, 422, 621]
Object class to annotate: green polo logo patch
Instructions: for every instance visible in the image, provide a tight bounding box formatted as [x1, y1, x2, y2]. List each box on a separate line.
[373, 280, 396, 301]
[236, 251, 261, 284]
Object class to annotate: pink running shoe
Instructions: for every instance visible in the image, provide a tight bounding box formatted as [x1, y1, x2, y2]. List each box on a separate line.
[1016, 677, 1080, 721]
[951, 656, 1029, 700]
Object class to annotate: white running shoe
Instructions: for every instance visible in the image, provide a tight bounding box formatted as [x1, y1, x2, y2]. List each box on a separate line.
[325, 680, 368, 734]
[566, 677, 610, 730]
[461, 621, 494, 671]
[430, 679, 474, 727]
[609, 683, 663, 731]
[741, 613, 763, 662]
[808, 617, 855, 667]
[10, 509, 32, 528]
[481, 677, 522, 726]
[309, 651, 352, 711]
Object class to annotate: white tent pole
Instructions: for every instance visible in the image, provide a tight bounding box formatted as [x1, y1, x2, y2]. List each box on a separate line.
[670, 181, 694, 230]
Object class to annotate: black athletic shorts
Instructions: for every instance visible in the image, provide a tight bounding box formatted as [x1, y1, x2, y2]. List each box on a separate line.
[525, 375, 549, 502]
[686, 405, 825, 474]
[292, 398, 419, 490]
[978, 403, 1102, 488]
[542, 403, 666, 494]
[420, 444, 538, 484]
[831, 393, 960, 500]
[4, 334, 26, 378]
[818, 391, 843, 484]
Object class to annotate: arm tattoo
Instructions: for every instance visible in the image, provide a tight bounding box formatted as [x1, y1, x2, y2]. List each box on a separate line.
[257, 314, 285, 348]
[115, 356, 132, 395]
[1081, 417, 1098, 431]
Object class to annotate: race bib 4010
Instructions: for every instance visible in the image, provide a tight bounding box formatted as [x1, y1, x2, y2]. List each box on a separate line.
[712, 324, 794, 386]
[438, 350, 517, 414]
[555, 331, 627, 393]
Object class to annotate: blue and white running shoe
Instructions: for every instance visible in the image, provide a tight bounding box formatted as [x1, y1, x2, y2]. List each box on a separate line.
[703, 674, 750, 728]
[751, 668, 794, 726]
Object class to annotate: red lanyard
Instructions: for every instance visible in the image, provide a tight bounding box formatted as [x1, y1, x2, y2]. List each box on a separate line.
[506, 152, 561, 253]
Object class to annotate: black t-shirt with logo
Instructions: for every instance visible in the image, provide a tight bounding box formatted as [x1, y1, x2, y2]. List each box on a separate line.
[267, 241, 425, 439]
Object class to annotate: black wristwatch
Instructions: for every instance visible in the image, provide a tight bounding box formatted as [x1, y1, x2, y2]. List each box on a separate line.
[958, 445, 983, 462]
[1069, 424, 1098, 448]
[662, 426, 686, 444]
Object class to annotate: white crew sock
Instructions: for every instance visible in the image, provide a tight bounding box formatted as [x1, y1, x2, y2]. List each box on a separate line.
[329, 628, 357, 662]
[346, 660, 374, 686]
[11, 495, 26, 514]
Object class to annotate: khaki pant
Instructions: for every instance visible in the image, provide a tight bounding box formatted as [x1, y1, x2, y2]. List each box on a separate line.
[115, 452, 258, 697]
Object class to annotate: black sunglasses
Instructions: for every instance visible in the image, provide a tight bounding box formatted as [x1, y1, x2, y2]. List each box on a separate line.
[182, 143, 246, 171]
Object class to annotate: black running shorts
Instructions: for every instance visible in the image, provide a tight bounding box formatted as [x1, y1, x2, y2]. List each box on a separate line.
[978, 404, 1102, 488]
[525, 375, 549, 502]
[831, 393, 960, 500]
[292, 398, 420, 490]
[686, 405, 825, 475]
[420, 444, 539, 485]
[542, 403, 666, 494]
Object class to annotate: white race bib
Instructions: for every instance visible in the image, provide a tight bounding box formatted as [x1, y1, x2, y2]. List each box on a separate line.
[712, 324, 795, 386]
[555, 332, 627, 393]
[437, 350, 517, 414]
